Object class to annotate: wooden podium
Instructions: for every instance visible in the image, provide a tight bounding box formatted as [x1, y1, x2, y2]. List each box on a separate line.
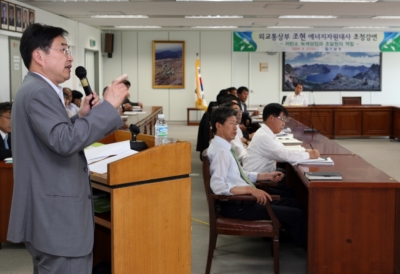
[91, 131, 192, 273]
[0, 162, 13, 248]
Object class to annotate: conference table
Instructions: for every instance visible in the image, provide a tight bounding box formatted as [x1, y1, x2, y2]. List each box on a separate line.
[282, 117, 400, 274]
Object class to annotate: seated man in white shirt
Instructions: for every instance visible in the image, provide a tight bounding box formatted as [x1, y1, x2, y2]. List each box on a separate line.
[243, 103, 319, 174]
[208, 107, 308, 250]
[222, 102, 247, 162]
[283, 83, 308, 106]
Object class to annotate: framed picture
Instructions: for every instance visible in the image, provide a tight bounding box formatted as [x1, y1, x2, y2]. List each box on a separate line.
[15, 5, 21, 32]
[8, 2, 14, 31]
[1, 1, 8, 30]
[152, 41, 185, 89]
[29, 9, 34, 26]
[22, 8, 28, 31]
[283, 52, 382, 91]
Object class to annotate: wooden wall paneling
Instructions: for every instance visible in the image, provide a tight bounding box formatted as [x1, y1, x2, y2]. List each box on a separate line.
[0, 163, 13, 248]
[392, 107, 400, 139]
[395, 188, 400, 274]
[308, 109, 333, 138]
[363, 109, 392, 136]
[334, 110, 362, 136]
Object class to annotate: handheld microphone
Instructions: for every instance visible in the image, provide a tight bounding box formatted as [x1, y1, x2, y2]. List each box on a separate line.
[75, 66, 93, 107]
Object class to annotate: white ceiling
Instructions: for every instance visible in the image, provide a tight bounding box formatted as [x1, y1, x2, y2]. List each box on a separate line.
[17, 0, 400, 31]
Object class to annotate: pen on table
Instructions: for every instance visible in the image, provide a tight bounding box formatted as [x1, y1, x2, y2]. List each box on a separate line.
[309, 143, 314, 150]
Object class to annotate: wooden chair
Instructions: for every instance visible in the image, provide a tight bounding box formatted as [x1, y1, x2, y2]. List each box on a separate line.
[342, 96, 361, 105]
[202, 150, 281, 274]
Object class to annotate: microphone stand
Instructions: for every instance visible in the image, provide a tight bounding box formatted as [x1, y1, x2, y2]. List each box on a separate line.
[295, 115, 318, 134]
[129, 124, 148, 151]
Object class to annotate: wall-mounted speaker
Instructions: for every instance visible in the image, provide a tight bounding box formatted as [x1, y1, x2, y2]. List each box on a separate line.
[104, 33, 114, 58]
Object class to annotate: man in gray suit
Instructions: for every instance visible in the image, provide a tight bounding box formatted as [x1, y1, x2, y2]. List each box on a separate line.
[7, 23, 129, 273]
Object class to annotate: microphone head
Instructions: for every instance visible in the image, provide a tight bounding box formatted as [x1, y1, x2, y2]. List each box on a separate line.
[75, 66, 87, 79]
[129, 124, 141, 135]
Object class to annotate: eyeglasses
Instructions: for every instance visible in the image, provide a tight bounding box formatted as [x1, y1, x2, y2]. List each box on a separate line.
[49, 47, 74, 57]
[0, 115, 11, 120]
[275, 116, 287, 123]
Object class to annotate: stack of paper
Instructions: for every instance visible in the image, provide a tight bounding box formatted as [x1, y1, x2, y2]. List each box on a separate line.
[124, 111, 138, 116]
[84, 140, 138, 174]
[305, 172, 342, 180]
[276, 133, 294, 138]
[296, 157, 334, 165]
[277, 137, 303, 144]
[4, 157, 12, 164]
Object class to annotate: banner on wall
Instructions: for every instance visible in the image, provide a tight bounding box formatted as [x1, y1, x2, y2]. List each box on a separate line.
[233, 31, 400, 52]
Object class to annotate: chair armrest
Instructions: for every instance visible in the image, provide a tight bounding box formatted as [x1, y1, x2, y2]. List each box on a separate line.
[255, 180, 278, 188]
[211, 194, 280, 201]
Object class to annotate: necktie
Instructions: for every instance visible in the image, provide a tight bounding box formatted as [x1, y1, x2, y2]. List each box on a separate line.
[4, 135, 9, 150]
[231, 147, 255, 188]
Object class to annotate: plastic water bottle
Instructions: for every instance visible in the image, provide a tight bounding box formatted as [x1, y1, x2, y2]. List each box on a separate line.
[155, 114, 168, 146]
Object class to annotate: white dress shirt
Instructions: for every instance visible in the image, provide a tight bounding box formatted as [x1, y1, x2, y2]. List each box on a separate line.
[208, 135, 258, 196]
[243, 124, 309, 173]
[283, 92, 308, 106]
[67, 103, 80, 115]
[0, 129, 7, 142]
[231, 124, 247, 161]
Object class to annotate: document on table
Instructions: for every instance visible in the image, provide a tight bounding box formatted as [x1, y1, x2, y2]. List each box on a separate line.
[89, 150, 137, 174]
[305, 172, 342, 180]
[85, 140, 132, 164]
[277, 137, 303, 144]
[295, 157, 334, 165]
[124, 111, 138, 116]
[276, 132, 294, 138]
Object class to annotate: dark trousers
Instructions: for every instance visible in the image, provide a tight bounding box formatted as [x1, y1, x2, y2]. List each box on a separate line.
[268, 167, 296, 198]
[25, 242, 93, 274]
[220, 197, 307, 250]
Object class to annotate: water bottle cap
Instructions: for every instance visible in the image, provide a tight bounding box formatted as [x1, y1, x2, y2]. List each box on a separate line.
[158, 114, 165, 119]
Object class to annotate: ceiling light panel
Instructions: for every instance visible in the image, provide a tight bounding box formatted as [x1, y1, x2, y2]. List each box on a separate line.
[185, 15, 243, 19]
[91, 15, 148, 18]
[300, 0, 377, 2]
[279, 15, 337, 19]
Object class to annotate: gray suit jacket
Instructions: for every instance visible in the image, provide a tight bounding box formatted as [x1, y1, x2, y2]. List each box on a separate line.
[8, 72, 122, 257]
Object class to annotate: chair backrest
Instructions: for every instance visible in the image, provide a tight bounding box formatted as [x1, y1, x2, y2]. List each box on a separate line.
[202, 149, 218, 224]
[281, 95, 287, 105]
[342, 96, 361, 105]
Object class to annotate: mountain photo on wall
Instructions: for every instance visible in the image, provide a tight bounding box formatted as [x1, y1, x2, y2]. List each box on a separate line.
[283, 52, 381, 91]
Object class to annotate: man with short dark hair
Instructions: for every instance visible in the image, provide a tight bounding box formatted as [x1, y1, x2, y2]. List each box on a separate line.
[227, 87, 237, 97]
[283, 82, 308, 106]
[237, 86, 260, 116]
[121, 80, 143, 111]
[22, 9, 28, 29]
[8, 23, 129, 273]
[0, 102, 12, 160]
[243, 103, 319, 174]
[208, 107, 308, 250]
[72, 90, 83, 108]
[63, 87, 79, 115]
[1, 4, 7, 25]
[8, 6, 14, 27]
[16, 9, 21, 28]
